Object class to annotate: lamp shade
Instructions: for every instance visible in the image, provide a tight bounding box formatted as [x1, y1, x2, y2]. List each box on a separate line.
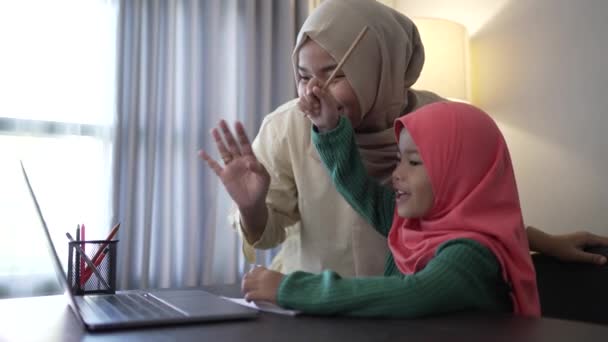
[412, 18, 471, 102]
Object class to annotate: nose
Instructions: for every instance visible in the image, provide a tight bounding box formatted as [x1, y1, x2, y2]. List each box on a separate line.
[306, 77, 321, 95]
[392, 162, 408, 183]
[392, 166, 402, 182]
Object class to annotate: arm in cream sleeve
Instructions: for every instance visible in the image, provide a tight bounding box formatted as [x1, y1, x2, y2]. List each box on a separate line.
[228, 111, 302, 261]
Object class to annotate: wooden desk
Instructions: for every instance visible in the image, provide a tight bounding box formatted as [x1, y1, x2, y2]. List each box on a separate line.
[1, 284, 607, 342]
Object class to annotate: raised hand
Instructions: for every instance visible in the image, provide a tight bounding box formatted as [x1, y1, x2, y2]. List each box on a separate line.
[298, 77, 343, 132]
[199, 120, 270, 211]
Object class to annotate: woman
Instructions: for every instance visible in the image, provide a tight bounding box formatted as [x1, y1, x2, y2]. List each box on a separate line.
[200, 0, 608, 278]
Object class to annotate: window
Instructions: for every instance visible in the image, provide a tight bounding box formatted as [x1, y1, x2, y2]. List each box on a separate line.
[0, 0, 118, 298]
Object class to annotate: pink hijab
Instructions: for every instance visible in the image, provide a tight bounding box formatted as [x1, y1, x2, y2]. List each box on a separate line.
[390, 102, 540, 317]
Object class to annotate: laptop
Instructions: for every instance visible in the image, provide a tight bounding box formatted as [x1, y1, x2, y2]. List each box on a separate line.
[19, 161, 258, 331]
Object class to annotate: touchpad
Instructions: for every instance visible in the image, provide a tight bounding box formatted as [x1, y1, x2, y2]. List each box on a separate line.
[152, 290, 257, 316]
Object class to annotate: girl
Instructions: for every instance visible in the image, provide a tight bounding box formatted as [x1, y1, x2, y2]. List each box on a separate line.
[240, 100, 540, 317]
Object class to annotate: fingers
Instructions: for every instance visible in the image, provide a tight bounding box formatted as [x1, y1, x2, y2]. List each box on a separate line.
[234, 121, 254, 156]
[298, 97, 312, 116]
[219, 120, 242, 157]
[242, 276, 267, 303]
[568, 249, 607, 265]
[241, 267, 262, 300]
[305, 77, 321, 101]
[211, 128, 233, 164]
[198, 150, 223, 176]
[581, 231, 608, 247]
[211, 120, 251, 164]
[299, 95, 318, 118]
[592, 253, 608, 265]
[311, 86, 328, 108]
[302, 78, 321, 116]
[244, 290, 264, 303]
[312, 86, 343, 113]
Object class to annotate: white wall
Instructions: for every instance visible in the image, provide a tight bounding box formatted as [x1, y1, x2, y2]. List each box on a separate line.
[390, 0, 608, 235]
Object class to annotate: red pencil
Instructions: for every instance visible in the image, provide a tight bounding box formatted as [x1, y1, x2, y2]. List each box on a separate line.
[82, 222, 120, 283]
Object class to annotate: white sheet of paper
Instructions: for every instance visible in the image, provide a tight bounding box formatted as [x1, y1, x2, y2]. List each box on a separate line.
[222, 296, 301, 316]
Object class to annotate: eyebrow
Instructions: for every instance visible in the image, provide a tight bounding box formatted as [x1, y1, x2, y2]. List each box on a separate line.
[297, 64, 339, 73]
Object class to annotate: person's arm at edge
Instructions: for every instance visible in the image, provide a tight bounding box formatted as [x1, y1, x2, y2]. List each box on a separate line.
[527, 225, 608, 265]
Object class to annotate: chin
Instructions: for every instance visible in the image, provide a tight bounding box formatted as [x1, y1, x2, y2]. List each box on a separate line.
[397, 208, 411, 218]
[397, 207, 422, 219]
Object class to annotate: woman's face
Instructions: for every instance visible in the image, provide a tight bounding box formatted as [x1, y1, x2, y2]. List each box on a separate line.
[297, 39, 363, 128]
[392, 128, 435, 218]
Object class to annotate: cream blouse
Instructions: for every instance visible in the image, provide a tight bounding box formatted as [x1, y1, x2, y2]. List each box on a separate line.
[230, 99, 389, 276]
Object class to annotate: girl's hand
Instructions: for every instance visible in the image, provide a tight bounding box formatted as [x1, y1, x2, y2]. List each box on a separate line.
[298, 77, 343, 132]
[199, 120, 270, 211]
[241, 266, 285, 304]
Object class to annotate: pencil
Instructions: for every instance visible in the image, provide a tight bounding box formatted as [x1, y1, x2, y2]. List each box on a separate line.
[82, 222, 120, 282]
[322, 26, 369, 90]
[66, 233, 111, 290]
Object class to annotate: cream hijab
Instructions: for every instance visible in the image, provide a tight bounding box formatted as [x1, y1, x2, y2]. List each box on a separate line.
[292, 0, 443, 182]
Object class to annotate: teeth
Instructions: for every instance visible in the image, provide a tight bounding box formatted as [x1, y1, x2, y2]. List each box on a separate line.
[396, 190, 410, 197]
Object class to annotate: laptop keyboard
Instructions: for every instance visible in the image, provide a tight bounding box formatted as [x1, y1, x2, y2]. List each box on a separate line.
[84, 293, 186, 321]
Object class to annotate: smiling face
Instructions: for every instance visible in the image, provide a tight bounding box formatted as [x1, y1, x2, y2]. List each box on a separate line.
[296, 39, 363, 129]
[392, 128, 435, 218]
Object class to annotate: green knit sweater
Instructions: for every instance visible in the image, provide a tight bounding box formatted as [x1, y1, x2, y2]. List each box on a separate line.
[276, 117, 512, 318]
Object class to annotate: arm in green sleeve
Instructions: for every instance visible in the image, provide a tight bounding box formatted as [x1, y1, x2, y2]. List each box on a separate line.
[277, 239, 511, 318]
[312, 117, 395, 237]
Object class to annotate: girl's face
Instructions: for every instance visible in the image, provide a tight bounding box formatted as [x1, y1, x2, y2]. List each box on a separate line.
[392, 128, 435, 218]
[297, 39, 363, 128]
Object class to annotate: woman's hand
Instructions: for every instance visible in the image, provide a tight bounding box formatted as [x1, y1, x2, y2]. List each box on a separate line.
[298, 77, 343, 132]
[241, 266, 285, 304]
[199, 120, 270, 211]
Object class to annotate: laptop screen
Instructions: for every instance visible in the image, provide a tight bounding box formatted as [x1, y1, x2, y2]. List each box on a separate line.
[19, 161, 83, 317]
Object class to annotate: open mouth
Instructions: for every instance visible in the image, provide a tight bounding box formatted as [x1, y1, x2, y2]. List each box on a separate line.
[395, 190, 411, 202]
